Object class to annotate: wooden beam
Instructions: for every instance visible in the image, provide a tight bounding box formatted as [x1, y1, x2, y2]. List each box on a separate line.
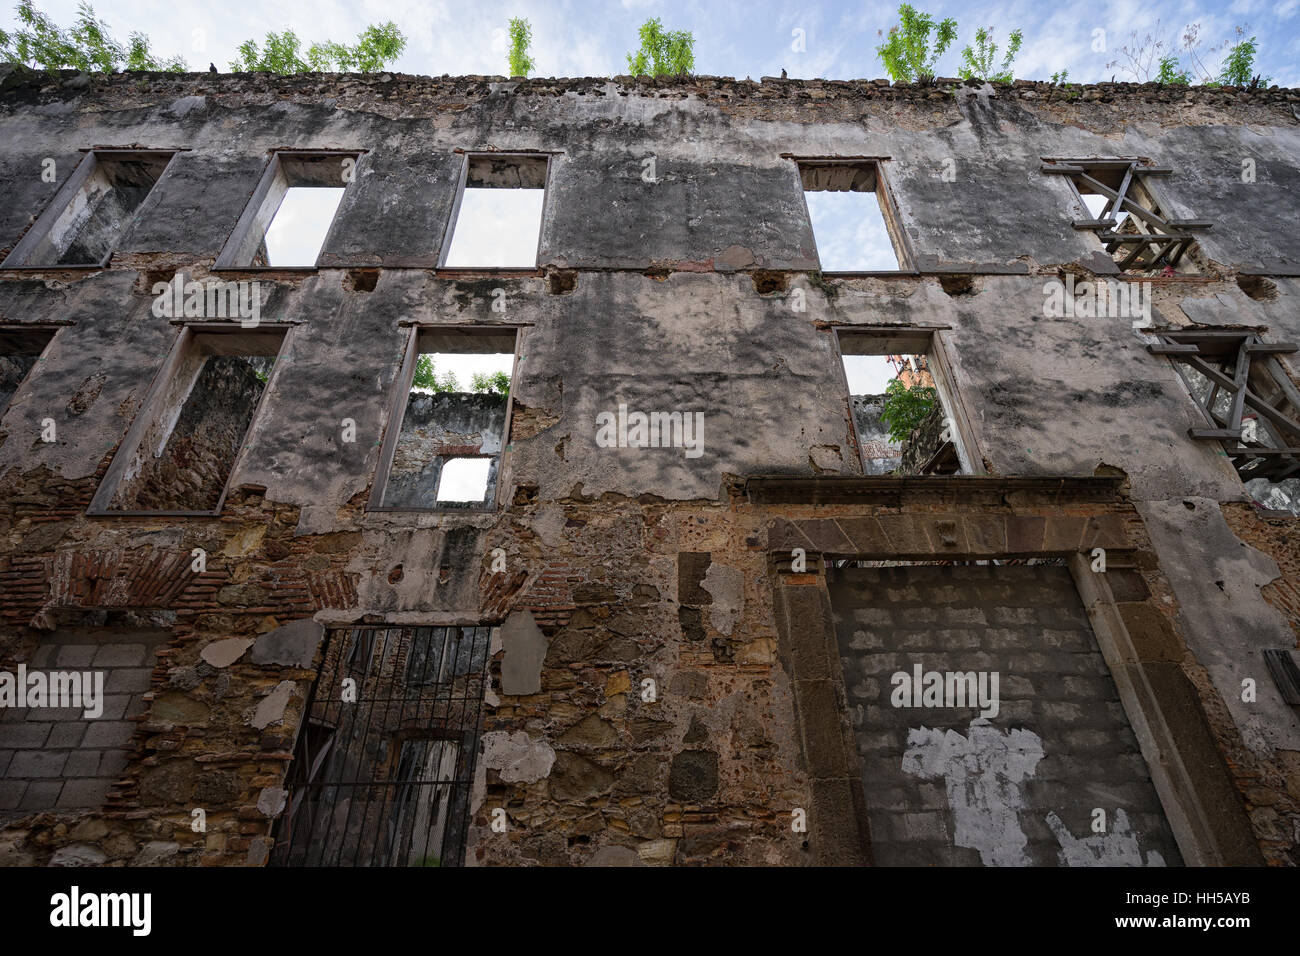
[1077, 173, 1173, 231]
[1183, 355, 1300, 442]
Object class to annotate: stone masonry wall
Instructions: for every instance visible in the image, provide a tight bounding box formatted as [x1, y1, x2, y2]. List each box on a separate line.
[0, 69, 1297, 868]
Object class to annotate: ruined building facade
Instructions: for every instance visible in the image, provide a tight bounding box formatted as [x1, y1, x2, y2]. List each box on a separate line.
[0, 66, 1298, 867]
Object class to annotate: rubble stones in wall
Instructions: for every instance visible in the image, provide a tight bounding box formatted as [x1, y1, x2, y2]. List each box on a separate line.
[112, 356, 267, 512]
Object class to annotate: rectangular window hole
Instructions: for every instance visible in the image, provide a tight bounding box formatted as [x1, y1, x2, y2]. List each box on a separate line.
[0, 327, 57, 414]
[263, 186, 345, 267]
[218, 152, 359, 269]
[436, 456, 494, 503]
[798, 160, 903, 272]
[442, 155, 547, 269]
[840, 331, 963, 476]
[3, 151, 173, 268]
[377, 330, 516, 511]
[94, 328, 285, 514]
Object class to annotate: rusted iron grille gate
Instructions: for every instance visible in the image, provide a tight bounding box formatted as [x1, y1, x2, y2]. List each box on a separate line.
[271, 625, 491, 867]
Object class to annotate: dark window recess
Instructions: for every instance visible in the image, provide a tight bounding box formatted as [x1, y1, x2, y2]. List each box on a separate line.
[103, 330, 282, 513]
[1043, 159, 1211, 275]
[271, 625, 491, 868]
[1152, 331, 1300, 512]
[0, 328, 56, 414]
[4, 151, 172, 268]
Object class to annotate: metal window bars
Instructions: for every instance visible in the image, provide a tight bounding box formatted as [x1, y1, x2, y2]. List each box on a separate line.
[1043, 159, 1212, 273]
[270, 625, 492, 867]
[1151, 331, 1300, 483]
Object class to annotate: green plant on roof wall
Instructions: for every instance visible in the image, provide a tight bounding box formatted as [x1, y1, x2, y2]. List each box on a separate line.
[958, 26, 1023, 83]
[625, 17, 694, 77]
[507, 17, 534, 78]
[876, 4, 957, 83]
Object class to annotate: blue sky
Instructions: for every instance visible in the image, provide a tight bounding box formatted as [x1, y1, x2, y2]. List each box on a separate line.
[5, 0, 1299, 86]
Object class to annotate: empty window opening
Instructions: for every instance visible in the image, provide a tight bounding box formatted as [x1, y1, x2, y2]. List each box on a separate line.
[217, 152, 359, 269]
[436, 456, 494, 503]
[442, 154, 548, 269]
[840, 331, 966, 476]
[797, 160, 904, 272]
[0, 327, 56, 415]
[375, 329, 516, 511]
[263, 187, 345, 266]
[271, 625, 491, 867]
[1044, 159, 1210, 276]
[1153, 331, 1300, 514]
[2, 151, 173, 268]
[92, 328, 286, 514]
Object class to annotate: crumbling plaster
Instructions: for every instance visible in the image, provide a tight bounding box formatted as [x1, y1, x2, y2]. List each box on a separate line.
[1, 68, 1298, 866]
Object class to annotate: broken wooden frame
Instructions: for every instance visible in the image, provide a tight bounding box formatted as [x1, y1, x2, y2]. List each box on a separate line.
[1150, 330, 1300, 483]
[1, 150, 177, 269]
[787, 156, 915, 273]
[1043, 158, 1211, 274]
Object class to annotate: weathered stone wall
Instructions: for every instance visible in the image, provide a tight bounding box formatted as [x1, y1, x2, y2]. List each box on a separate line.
[0, 67, 1296, 868]
[0, 622, 171, 819]
[384, 391, 506, 508]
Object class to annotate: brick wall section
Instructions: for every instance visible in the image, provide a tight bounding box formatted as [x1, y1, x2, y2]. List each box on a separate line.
[0, 627, 168, 814]
[829, 564, 1181, 866]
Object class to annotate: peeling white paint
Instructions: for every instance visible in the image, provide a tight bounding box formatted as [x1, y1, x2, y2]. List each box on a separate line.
[902, 718, 1044, 866]
[250, 679, 296, 729]
[1047, 808, 1166, 866]
[702, 562, 744, 636]
[481, 730, 555, 783]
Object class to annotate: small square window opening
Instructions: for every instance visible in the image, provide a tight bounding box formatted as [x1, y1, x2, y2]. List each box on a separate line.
[839, 331, 969, 476]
